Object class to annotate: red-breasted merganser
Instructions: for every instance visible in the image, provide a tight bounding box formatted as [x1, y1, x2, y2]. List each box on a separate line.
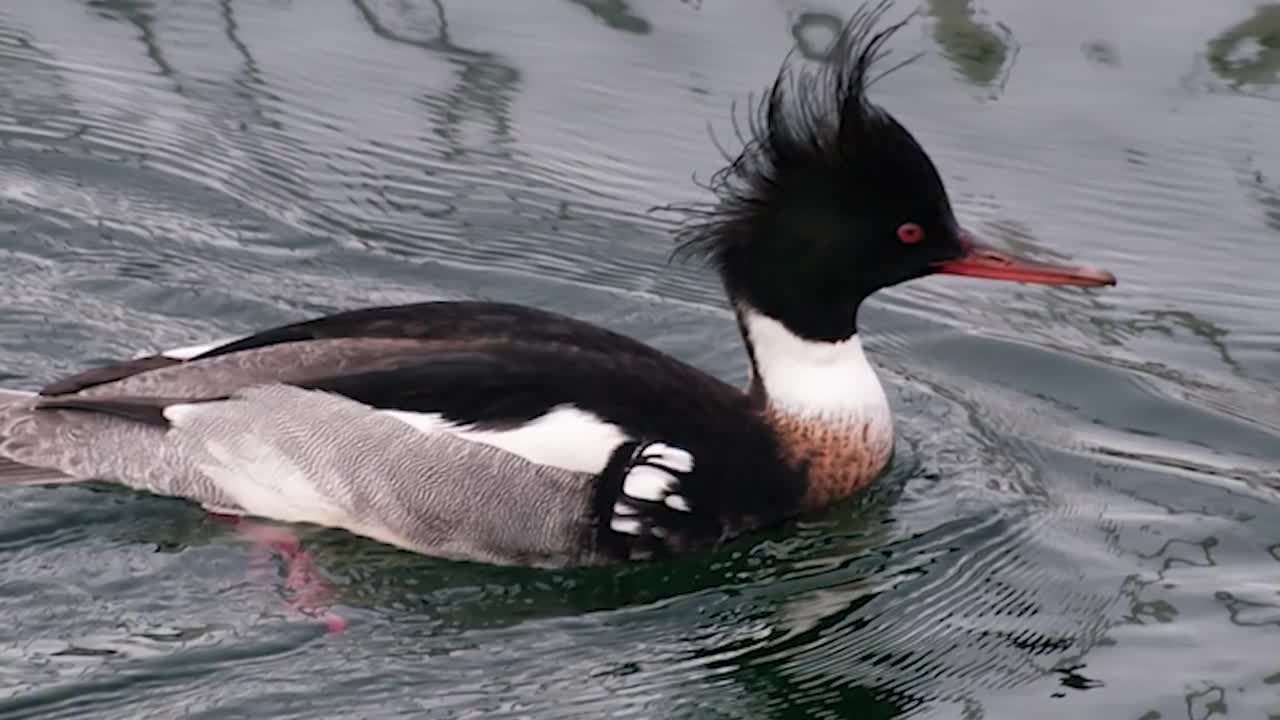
[0, 3, 1114, 569]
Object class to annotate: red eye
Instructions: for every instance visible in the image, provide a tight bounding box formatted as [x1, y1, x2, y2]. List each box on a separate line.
[897, 222, 924, 244]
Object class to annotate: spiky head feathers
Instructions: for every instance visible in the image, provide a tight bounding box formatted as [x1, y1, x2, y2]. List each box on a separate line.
[672, 2, 967, 341]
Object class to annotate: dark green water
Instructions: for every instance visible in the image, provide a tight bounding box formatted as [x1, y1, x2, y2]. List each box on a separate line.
[1, 1, 1278, 717]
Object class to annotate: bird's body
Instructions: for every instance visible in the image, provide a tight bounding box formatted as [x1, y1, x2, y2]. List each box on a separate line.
[0, 300, 891, 566]
[0, 2, 1115, 569]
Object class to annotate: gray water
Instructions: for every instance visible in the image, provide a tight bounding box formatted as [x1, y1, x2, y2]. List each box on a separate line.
[1, 1, 1278, 718]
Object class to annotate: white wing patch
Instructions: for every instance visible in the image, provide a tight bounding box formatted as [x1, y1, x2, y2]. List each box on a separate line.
[621, 465, 677, 502]
[610, 442, 695, 535]
[382, 404, 629, 475]
[162, 403, 204, 426]
[377, 410, 455, 435]
[134, 337, 239, 361]
[639, 442, 694, 473]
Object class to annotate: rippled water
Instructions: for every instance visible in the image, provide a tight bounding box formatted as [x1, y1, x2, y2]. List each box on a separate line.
[1, 1, 1278, 717]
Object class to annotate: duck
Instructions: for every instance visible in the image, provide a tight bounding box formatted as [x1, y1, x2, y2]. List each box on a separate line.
[0, 3, 1114, 569]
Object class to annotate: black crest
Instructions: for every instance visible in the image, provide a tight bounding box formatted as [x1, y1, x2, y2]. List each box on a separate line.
[670, 1, 923, 267]
[665, 1, 962, 341]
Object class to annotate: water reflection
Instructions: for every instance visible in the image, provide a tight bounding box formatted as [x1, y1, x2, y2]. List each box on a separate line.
[952, 217, 1267, 397]
[0, 25, 77, 137]
[1, 0, 1279, 716]
[1239, 161, 1280, 233]
[216, 0, 277, 131]
[87, 0, 175, 79]
[1134, 309, 1242, 376]
[1206, 4, 1280, 95]
[354, 0, 518, 150]
[1050, 662, 1105, 696]
[1215, 589, 1280, 627]
[565, 0, 652, 35]
[1081, 39, 1120, 68]
[1261, 185, 1280, 232]
[1185, 684, 1229, 720]
[789, 11, 850, 62]
[925, 0, 1016, 94]
[700, 505, 1130, 716]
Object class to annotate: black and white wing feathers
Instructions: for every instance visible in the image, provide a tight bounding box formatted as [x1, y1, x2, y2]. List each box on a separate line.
[13, 302, 807, 563]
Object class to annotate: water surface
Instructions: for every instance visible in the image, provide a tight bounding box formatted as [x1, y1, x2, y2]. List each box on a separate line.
[1, 1, 1278, 718]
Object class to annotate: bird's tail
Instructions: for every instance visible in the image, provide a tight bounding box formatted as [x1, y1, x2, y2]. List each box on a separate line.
[0, 388, 81, 485]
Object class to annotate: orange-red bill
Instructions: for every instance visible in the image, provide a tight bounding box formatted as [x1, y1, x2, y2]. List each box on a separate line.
[932, 232, 1116, 287]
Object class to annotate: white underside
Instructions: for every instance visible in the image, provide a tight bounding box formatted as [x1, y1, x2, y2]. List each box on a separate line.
[741, 308, 893, 429]
[162, 394, 410, 546]
[195, 434, 350, 527]
[182, 425, 421, 551]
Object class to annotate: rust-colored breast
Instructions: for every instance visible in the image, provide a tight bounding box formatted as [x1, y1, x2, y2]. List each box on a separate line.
[764, 408, 894, 511]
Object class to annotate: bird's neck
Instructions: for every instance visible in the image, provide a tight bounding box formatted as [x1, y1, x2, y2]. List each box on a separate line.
[738, 306, 895, 509]
[739, 307, 891, 423]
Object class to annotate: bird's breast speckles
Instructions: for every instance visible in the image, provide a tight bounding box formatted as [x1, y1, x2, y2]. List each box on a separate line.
[763, 408, 894, 510]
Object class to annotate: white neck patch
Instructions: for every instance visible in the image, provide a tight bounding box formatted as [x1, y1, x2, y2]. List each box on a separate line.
[740, 308, 892, 425]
